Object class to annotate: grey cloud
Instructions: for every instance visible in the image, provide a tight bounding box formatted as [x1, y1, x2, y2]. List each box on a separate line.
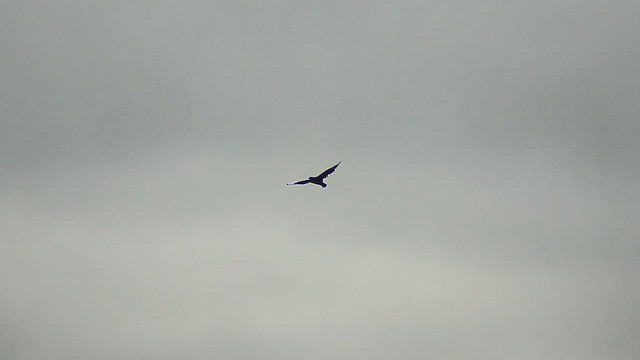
[2, 1, 639, 359]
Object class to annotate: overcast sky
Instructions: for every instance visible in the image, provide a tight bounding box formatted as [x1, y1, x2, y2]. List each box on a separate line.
[2, 1, 639, 359]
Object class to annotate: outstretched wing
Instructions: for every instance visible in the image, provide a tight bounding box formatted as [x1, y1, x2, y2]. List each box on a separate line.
[317, 161, 341, 179]
[287, 179, 311, 186]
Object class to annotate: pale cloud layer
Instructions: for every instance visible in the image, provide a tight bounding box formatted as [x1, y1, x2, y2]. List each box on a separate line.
[2, 1, 639, 359]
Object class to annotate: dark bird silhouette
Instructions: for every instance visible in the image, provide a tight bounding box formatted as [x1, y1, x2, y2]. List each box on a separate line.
[287, 161, 341, 188]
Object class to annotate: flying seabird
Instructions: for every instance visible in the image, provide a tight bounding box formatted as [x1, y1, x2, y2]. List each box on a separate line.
[287, 161, 341, 188]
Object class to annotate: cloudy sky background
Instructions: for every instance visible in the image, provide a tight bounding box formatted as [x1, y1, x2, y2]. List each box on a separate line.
[2, 1, 639, 358]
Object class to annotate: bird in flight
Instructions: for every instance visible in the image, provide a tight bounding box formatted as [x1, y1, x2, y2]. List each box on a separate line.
[287, 161, 341, 188]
